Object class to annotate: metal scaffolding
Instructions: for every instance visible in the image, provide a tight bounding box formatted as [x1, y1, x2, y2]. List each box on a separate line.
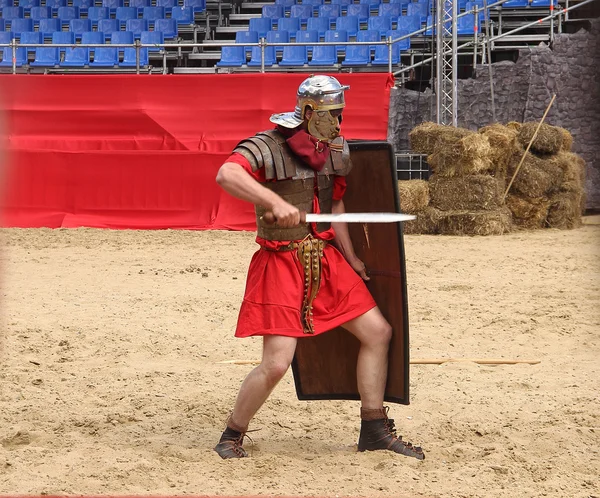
[435, 0, 459, 126]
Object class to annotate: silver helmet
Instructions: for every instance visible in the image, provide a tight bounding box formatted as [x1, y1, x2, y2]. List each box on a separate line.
[270, 75, 350, 129]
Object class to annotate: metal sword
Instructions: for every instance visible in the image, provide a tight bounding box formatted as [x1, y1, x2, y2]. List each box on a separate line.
[261, 212, 416, 224]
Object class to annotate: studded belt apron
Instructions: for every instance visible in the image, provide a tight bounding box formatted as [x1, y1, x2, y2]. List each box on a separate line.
[264, 235, 326, 334]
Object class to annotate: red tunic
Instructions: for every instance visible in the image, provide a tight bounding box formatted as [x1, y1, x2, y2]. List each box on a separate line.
[229, 152, 377, 338]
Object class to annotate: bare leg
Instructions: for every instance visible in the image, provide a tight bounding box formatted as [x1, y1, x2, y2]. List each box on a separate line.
[229, 335, 298, 430]
[342, 307, 392, 409]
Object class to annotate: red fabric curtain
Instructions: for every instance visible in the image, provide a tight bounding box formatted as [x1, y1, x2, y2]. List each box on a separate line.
[0, 73, 394, 230]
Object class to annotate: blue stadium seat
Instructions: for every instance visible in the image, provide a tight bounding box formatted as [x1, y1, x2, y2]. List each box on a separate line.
[368, 15, 392, 37]
[20, 30, 41, 54]
[502, 0, 529, 7]
[171, 6, 193, 25]
[102, 0, 122, 14]
[266, 28, 288, 54]
[183, 0, 205, 14]
[140, 30, 163, 52]
[372, 29, 407, 65]
[277, 17, 300, 37]
[335, 16, 359, 37]
[318, 3, 340, 21]
[121, 46, 148, 69]
[72, 0, 93, 14]
[275, 0, 294, 15]
[69, 19, 92, 40]
[397, 14, 422, 34]
[247, 44, 275, 67]
[346, 3, 369, 23]
[2, 7, 24, 21]
[156, 0, 177, 8]
[296, 28, 318, 52]
[307, 17, 330, 40]
[81, 30, 104, 47]
[60, 45, 89, 67]
[0, 0, 13, 8]
[111, 30, 134, 59]
[406, 2, 429, 21]
[531, 0, 558, 6]
[45, 0, 66, 13]
[456, 13, 477, 34]
[0, 19, 5, 31]
[216, 45, 245, 67]
[30, 46, 58, 66]
[0, 31, 28, 67]
[359, 0, 381, 15]
[331, 0, 352, 14]
[261, 4, 283, 22]
[89, 46, 117, 66]
[129, 0, 150, 12]
[38, 18, 60, 40]
[142, 7, 165, 25]
[235, 29, 258, 57]
[51, 30, 74, 54]
[126, 19, 149, 39]
[249, 17, 271, 38]
[309, 33, 337, 65]
[98, 19, 119, 39]
[302, 0, 323, 15]
[116, 7, 137, 28]
[465, 1, 488, 19]
[17, 0, 38, 13]
[88, 7, 110, 27]
[154, 18, 177, 39]
[325, 28, 347, 53]
[57, 6, 79, 25]
[342, 29, 374, 66]
[290, 4, 313, 25]
[29, 6, 51, 24]
[279, 44, 307, 66]
[379, 3, 402, 18]
[10, 18, 33, 36]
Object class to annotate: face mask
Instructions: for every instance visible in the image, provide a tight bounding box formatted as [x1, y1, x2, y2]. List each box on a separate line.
[307, 110, 341, 142]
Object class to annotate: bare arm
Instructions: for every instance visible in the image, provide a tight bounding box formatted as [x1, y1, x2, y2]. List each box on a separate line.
[216, 162, 300, 227]
[331, 199, 370, 281]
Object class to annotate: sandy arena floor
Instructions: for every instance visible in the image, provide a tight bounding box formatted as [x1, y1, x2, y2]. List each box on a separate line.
[0, 221, 598, 497]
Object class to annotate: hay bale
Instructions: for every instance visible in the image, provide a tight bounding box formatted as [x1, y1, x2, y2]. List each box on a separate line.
[557, 127, 573, 152]
[517, 122, 564, 155]
[506, 121, 522, 132]
[409, 122, 472, 155]
[506, 148, 564, 198]
[429, 174, 505, 211]
[397, 180, 430, 213]
[403, 206, 442, 235]
[436, 208, 513, 236]
[505, 194, 550, 230]
[546, 191, 583, 229]
[427, 133, 494, 177]
[479, 124, 518, 174]
[548, 151, 586, 193]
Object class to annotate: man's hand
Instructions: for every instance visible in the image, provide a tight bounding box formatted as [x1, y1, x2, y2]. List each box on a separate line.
[271, 200, 301, 228]
[348, 257, 370, 281]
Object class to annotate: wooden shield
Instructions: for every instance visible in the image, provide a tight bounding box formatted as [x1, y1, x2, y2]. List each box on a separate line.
[291, 140, 410, 405]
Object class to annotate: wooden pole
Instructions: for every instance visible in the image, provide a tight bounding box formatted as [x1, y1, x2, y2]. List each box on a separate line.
[503, 94, 557, 201]
[217, 359, 540, 366]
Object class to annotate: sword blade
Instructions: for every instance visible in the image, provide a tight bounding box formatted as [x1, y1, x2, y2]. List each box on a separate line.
[304, 213, 416, 223]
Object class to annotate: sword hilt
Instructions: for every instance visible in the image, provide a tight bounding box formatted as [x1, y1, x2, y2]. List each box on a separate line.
[261, 211, 307, 225]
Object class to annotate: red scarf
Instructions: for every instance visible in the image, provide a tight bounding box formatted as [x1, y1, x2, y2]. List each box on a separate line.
[276, 125, 330, 172]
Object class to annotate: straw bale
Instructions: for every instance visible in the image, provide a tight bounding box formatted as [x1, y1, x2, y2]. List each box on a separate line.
[506, 148, 564, 198]
[429, 174, 505, 211]
[546, 191, 583, 229]
[548, 151, 586, 193]
[409, 122, 472, 155]
[506, 121, 522, 132]
[427, 134, 494, 177]
[402, 207, 442, 235]
[436, 208, 513, 236]
[505, 194, 550, 230]
[557, 127, 573, 152]
[479, 124, 518, 173]
[397, 180, 430, 214]
[517, 122, 564, 155]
